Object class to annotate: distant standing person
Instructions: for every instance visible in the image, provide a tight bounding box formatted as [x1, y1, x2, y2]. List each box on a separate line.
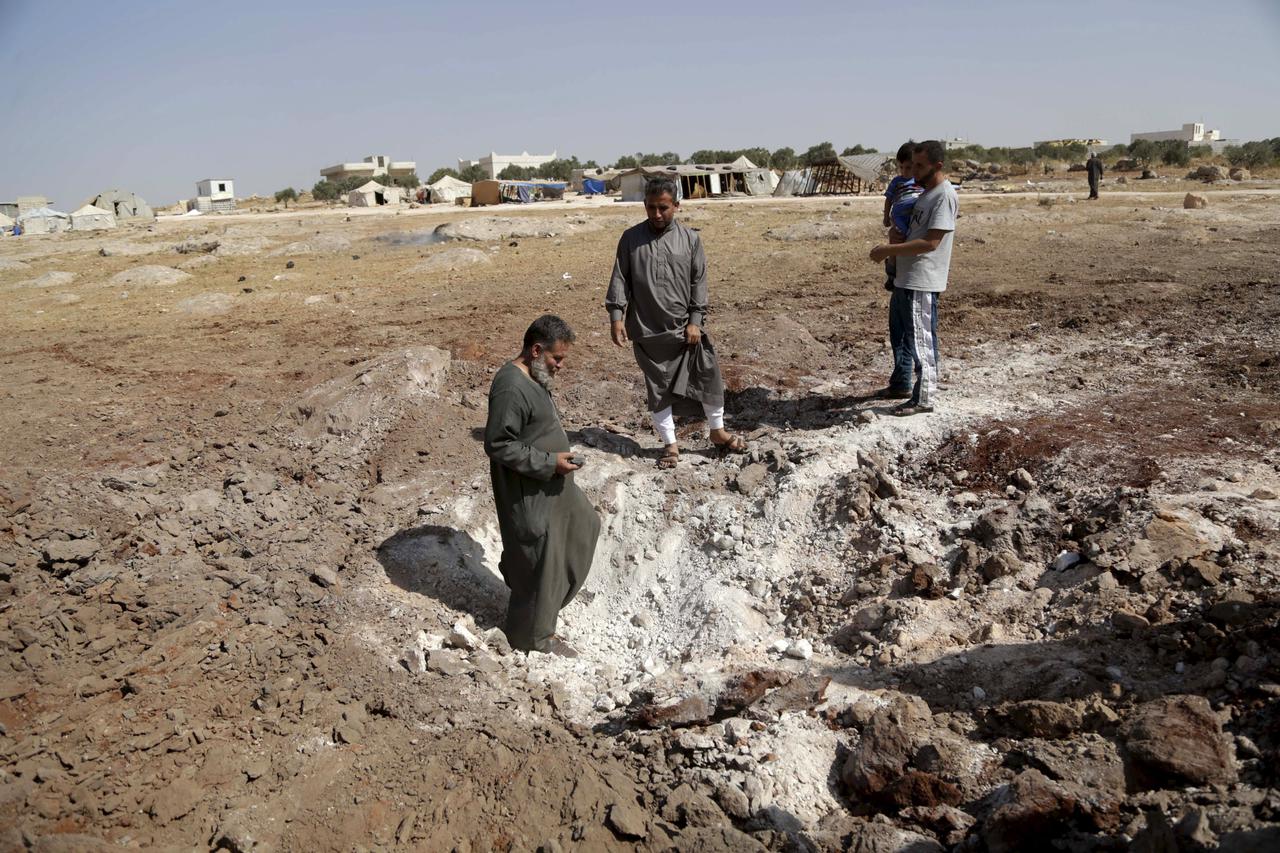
[606, 177, 746, 467]
[873, 141, 925, 400]
[1086, 152, 1104, 200]
[484, 315, 600, 655]
[869, 140, 958, 416]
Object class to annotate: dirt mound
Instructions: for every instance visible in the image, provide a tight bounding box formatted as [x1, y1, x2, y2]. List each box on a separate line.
[764, 220, 854, 241]
[411, 247, 492, 272]
[17, 270, 76, 288]
[174, 292, 232, 314]
[109, 265, 192, 288]
[267, 234, 353, 256]
[436, 215, 616, 242]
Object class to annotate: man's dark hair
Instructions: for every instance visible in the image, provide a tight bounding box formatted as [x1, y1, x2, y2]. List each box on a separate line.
[644, 176, 679, 202]
[914, 140, 946, 166]
[523, 314, 576, 351]
[896, 140, 916, 163]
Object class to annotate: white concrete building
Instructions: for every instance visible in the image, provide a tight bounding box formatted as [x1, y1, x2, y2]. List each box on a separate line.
[1130, 122, 1221, 144]
[320, 155, 417, 183]
[192, 178, 236, 212]
[457, 150, 558, 179]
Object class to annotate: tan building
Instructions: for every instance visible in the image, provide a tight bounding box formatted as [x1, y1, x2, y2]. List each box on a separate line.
[320, 154, 416, 183]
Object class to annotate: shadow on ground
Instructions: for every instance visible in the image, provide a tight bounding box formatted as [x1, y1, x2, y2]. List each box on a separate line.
[377, 524, 508, 629]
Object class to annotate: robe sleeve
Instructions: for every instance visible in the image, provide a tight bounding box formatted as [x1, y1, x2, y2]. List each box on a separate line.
[484, 388, 558, 481]
[605, 234, 630, 323]
[688, 231, 708, 328]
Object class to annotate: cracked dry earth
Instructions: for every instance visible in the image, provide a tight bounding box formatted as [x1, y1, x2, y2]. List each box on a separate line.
[2, 186, 1279, 852]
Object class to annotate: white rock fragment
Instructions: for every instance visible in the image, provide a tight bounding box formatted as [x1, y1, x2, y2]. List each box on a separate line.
[641, 657, 665, 676]
[400, 646, 427, 673]
[785, 639, 813, 660]
[594, 695, 616, 713]
[972, 686, 987, 701]
[1052, 550, 1082, 571]
[417, 631, 444, 652]
[447, 621, 481, 650]
[770, 639, 790, 655]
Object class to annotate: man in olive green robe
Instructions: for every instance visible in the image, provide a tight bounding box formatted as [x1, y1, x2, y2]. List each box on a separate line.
[484, 315, 599, 654]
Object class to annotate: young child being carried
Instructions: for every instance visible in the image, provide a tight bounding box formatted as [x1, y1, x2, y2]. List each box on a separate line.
[882, 140, 924, 290]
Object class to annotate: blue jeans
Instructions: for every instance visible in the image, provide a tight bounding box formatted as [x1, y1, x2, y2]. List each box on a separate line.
[889, 288, 940, 405]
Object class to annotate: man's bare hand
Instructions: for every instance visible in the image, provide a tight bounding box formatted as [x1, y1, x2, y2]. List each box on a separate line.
[610, 320, 628, 348]
[554, 452, 581, 476]
[869, 245, 892, 263]
[685, 323, 702, 346]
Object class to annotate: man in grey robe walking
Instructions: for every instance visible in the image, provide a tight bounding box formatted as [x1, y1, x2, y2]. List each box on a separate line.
[484, 315, 599, 654]
[606, 176, 746, 467]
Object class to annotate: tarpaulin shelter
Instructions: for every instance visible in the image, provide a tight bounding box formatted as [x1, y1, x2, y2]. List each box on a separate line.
[86, 189, 154, 220]
[471, 180, 567, 206]
[571, 167, 622, 193]
[581, 179, 607, 195]
[0, 211, 14, 232]
[70, 204, 117, 231]
[619, 158, 774, 202]
[17, 207, 71, 234]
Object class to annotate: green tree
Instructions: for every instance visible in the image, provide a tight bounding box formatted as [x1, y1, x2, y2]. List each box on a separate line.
[770, 147, 797, 170]
[799, 141, 837, 166]
[459, 164, 488, 183]
[614, 154, 639, 169]
[1127, 139, 1158, 166]
[311, 180, 339, 201]
[391, 172, 420, 189]
[841, 144, 878, 156]
[497, 164, 534, 180]
[427, 167, 461, 184]
[274, 187, 297, 208]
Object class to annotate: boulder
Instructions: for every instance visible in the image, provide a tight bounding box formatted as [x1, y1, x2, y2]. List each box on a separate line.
[841, 695, 961, 809]
[982, 769, 1112, 853]
[1183, 193, 1208, 209]
[1186, 164, 1228, 182]
[1121, 695, 1236, 790]
[1126, 511, 1225, 573]
[1001, 700, 1084, 739]
[1228, 167, 1250, 181]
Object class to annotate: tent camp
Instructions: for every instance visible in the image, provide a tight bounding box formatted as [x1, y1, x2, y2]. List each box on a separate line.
[774, 153, 893, 197]
[471, 180, 567, 206]
[0, 211, 14, 233]
[71, 204, 117, 231]
[17, 207, 71, 234]
[427, 175, 472, 204]
[619, 159, 775, 202]
[571, 167, 622, 193]
[347, 181, 401, 207]
[86, 189, 154, 220]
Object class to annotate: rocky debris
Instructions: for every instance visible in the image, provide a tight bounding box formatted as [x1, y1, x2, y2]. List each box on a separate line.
[145, 778, 203, 823]
[981, 769, 1116, 853]
[841, 695, 962, 810]
[109, 265, 192, 288]
[640, 694, 714, 728]
[174, 238, 220, 254]
[715, 670, 791, 717]
[1229, 167, 1251, 181]
[411, 247, 492, 273]
[1207, 589, 1256, 626]
[434, 215, 613, 242]
[605, 799, 648, 839]
[1184, 193, 1209, 210]
[997, 700, 1085, 739]
[1126, 509, 1227, 573]
[734, 462, 770, 496]
[175, 293, 233, 315]
[1186, 164, 1229, 182]
[1121, 695, 1236, 790]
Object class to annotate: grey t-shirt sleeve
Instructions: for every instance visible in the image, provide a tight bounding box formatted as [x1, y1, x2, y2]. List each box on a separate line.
[925, 189, 957, 232]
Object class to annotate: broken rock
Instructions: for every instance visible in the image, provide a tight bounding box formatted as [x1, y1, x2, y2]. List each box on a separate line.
[1121, 695, 1236, 790]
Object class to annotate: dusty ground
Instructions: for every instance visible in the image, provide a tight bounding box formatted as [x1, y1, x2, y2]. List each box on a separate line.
[1, 175, 1278, 852]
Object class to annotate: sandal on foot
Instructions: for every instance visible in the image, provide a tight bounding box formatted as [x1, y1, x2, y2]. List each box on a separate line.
[657, 450, 680, 469]
[712, 434, 747, 454]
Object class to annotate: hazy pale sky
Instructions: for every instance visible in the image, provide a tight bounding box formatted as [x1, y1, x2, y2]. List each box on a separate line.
[2, 0, 1278, 207]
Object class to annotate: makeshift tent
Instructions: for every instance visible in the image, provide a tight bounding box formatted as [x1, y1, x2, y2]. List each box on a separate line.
[0, 211, 14, 232]
[581, 179, 607, 195]
[571, 167, 622, 193]
[347, 181, 400, 207]
[16, 207, 71, 234]
[774, 154, 892, 197]
[741, 169, 774, 196]
[86, 189, 154, 220]
[427, 175, 472, 204]
[71, 204, 117, 231]
[471, 180, 567, 206]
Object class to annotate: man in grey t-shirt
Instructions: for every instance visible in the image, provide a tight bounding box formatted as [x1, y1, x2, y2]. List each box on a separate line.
[870, 140, 957, 415]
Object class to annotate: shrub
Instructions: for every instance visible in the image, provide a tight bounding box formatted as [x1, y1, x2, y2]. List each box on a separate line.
[274, 187, 297, 207]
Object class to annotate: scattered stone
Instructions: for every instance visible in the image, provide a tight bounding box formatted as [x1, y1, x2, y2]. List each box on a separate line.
[1229, 167, 1250, 181]
[1183, 558, 1222, 587]
[1112, 611, 1150, 633]
[734, 463, 769, 496]
[605, 800, 648, 839]
[784, 638, 813, 660]
[1002, 700, 1084, 739]
[1121, 695, 1236, 790]
[1183, 193, 1208, 210]
[447, 620, 481, 650]
[110, 265, 192, 288]
[982, 551, 1020, 582]
[640, 694, 713, 728]
[1052, 550, 1081, 571]
[756, 675, 830, 715]
[1010, 468, 1037, 491]
[1208, 591, 1256, 626]
[982, 770, 1091, 853]
[145, 778, 203, 823]
[311, 566, 338, 588]
[715, 670, 790, 716]
[426, 649, 471, 677]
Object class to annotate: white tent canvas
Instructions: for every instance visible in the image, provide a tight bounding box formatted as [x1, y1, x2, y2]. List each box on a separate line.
[428, 175, 471, 204]
[348, 181, 400, 207]
[17, 207, 71, 234]
[0, 211, 14, 231]
[71, 203, 117, 231]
